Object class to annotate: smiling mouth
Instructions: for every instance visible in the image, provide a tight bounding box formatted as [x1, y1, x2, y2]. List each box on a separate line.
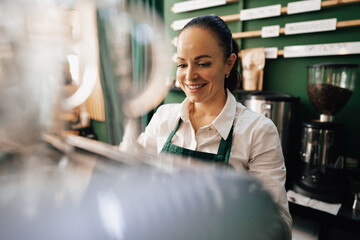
[187, 83, 207, 89]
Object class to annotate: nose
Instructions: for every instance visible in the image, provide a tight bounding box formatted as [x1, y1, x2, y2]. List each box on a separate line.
[186, 65, 198, 81]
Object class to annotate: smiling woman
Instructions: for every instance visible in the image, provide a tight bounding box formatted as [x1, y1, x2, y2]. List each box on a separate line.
[175, 26, 237, 131]
[137, 15, 292, 239]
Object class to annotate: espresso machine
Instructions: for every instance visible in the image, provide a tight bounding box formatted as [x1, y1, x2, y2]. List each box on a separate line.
[293, 62, 359, 203]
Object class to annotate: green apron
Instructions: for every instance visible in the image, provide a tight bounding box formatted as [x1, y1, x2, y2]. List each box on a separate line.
[161, 118, 235, 164]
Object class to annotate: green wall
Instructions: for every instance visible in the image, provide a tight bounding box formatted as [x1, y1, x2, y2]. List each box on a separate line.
[163, 0, 360, 160]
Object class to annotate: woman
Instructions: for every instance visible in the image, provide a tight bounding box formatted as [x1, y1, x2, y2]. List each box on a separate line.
[138, 15, 292, 236]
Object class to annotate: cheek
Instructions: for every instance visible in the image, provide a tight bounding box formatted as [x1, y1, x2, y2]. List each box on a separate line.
[205, 70, 223, 84]
[205, 71, 217, 80]
[176, 69, 184, 81]
[176, 69, 186, 87]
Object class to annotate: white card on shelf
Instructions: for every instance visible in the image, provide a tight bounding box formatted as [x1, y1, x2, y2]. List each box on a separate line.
[172, 37, 178, 47]
[172, 17, 194, 31]
[285, 18, 337, 35]
[240, 4, 281, 21]
[262, 25, 280, 38]
[265, 47, 278, 59]
[172, 0, 226, 14]
[284, 41, 360, 58]
[287, 0, 321, 15]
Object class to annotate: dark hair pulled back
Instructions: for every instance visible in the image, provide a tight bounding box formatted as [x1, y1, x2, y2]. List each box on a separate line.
[179, 15, 240, 92]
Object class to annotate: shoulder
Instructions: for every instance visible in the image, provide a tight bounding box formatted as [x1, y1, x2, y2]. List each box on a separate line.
[235, 103, 278, 133]
[154, 103, 181, 118]
[141, 103, 181, 137]
[149, 103, 181, 130]
[156, 103, 181, 112]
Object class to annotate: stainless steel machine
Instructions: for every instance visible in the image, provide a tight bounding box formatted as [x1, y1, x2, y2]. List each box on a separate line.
[293, 62, 359, 203]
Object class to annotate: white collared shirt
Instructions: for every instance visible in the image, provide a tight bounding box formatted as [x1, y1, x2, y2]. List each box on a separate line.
[138, 89, 292, 233]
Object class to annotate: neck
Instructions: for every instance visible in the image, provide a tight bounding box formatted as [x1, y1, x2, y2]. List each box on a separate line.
[190, 89, 227, 132]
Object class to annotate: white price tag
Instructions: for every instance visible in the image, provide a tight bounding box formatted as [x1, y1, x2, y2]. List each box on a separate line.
[171, 17, 193, 31]
[172, 0, 226, 14]
[285, 18, 337, 35]
[172, 37, 178, 47]
[261, 25, 280, 38]
[240, 4, 281, 21]
[284, 41, 360, 58]
[287, 0, 321, 15]
[265, 47, 278, 59]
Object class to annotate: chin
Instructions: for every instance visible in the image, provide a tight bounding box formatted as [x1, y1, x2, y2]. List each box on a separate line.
[186, 95, 204, 104]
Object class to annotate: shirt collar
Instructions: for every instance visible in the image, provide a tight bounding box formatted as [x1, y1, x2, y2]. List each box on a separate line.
[213, 89, 237, 140]
[179, 98, 191, 122]
[178, 89, 237, 140]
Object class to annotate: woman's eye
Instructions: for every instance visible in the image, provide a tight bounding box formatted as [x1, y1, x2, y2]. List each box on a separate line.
[198, 63, 211, 67]
[177, 64, 187, 68]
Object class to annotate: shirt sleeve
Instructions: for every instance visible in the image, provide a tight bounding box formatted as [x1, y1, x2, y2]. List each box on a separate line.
[137, 108, 162, 154]
[137, 104, 177, 154]
[247, 117, 292, 238]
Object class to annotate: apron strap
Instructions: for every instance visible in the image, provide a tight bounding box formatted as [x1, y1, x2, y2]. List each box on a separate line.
[216, 124, 235, 164]
[164, 118, 182, 145]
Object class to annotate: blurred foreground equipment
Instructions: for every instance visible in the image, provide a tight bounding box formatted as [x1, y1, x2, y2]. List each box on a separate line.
[0, 149, 288, 240]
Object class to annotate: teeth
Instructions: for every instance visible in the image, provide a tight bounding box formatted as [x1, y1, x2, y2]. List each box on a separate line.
[188, 84, 205, 89]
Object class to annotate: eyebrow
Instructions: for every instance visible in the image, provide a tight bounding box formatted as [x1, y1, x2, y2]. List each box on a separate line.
[176, 55, 213, 61]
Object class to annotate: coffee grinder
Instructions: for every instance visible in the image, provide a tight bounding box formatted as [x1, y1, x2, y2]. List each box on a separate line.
[293, 62, 359, 203]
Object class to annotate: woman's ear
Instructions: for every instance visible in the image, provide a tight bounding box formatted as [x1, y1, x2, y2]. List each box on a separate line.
[226, 53, 237, 72]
